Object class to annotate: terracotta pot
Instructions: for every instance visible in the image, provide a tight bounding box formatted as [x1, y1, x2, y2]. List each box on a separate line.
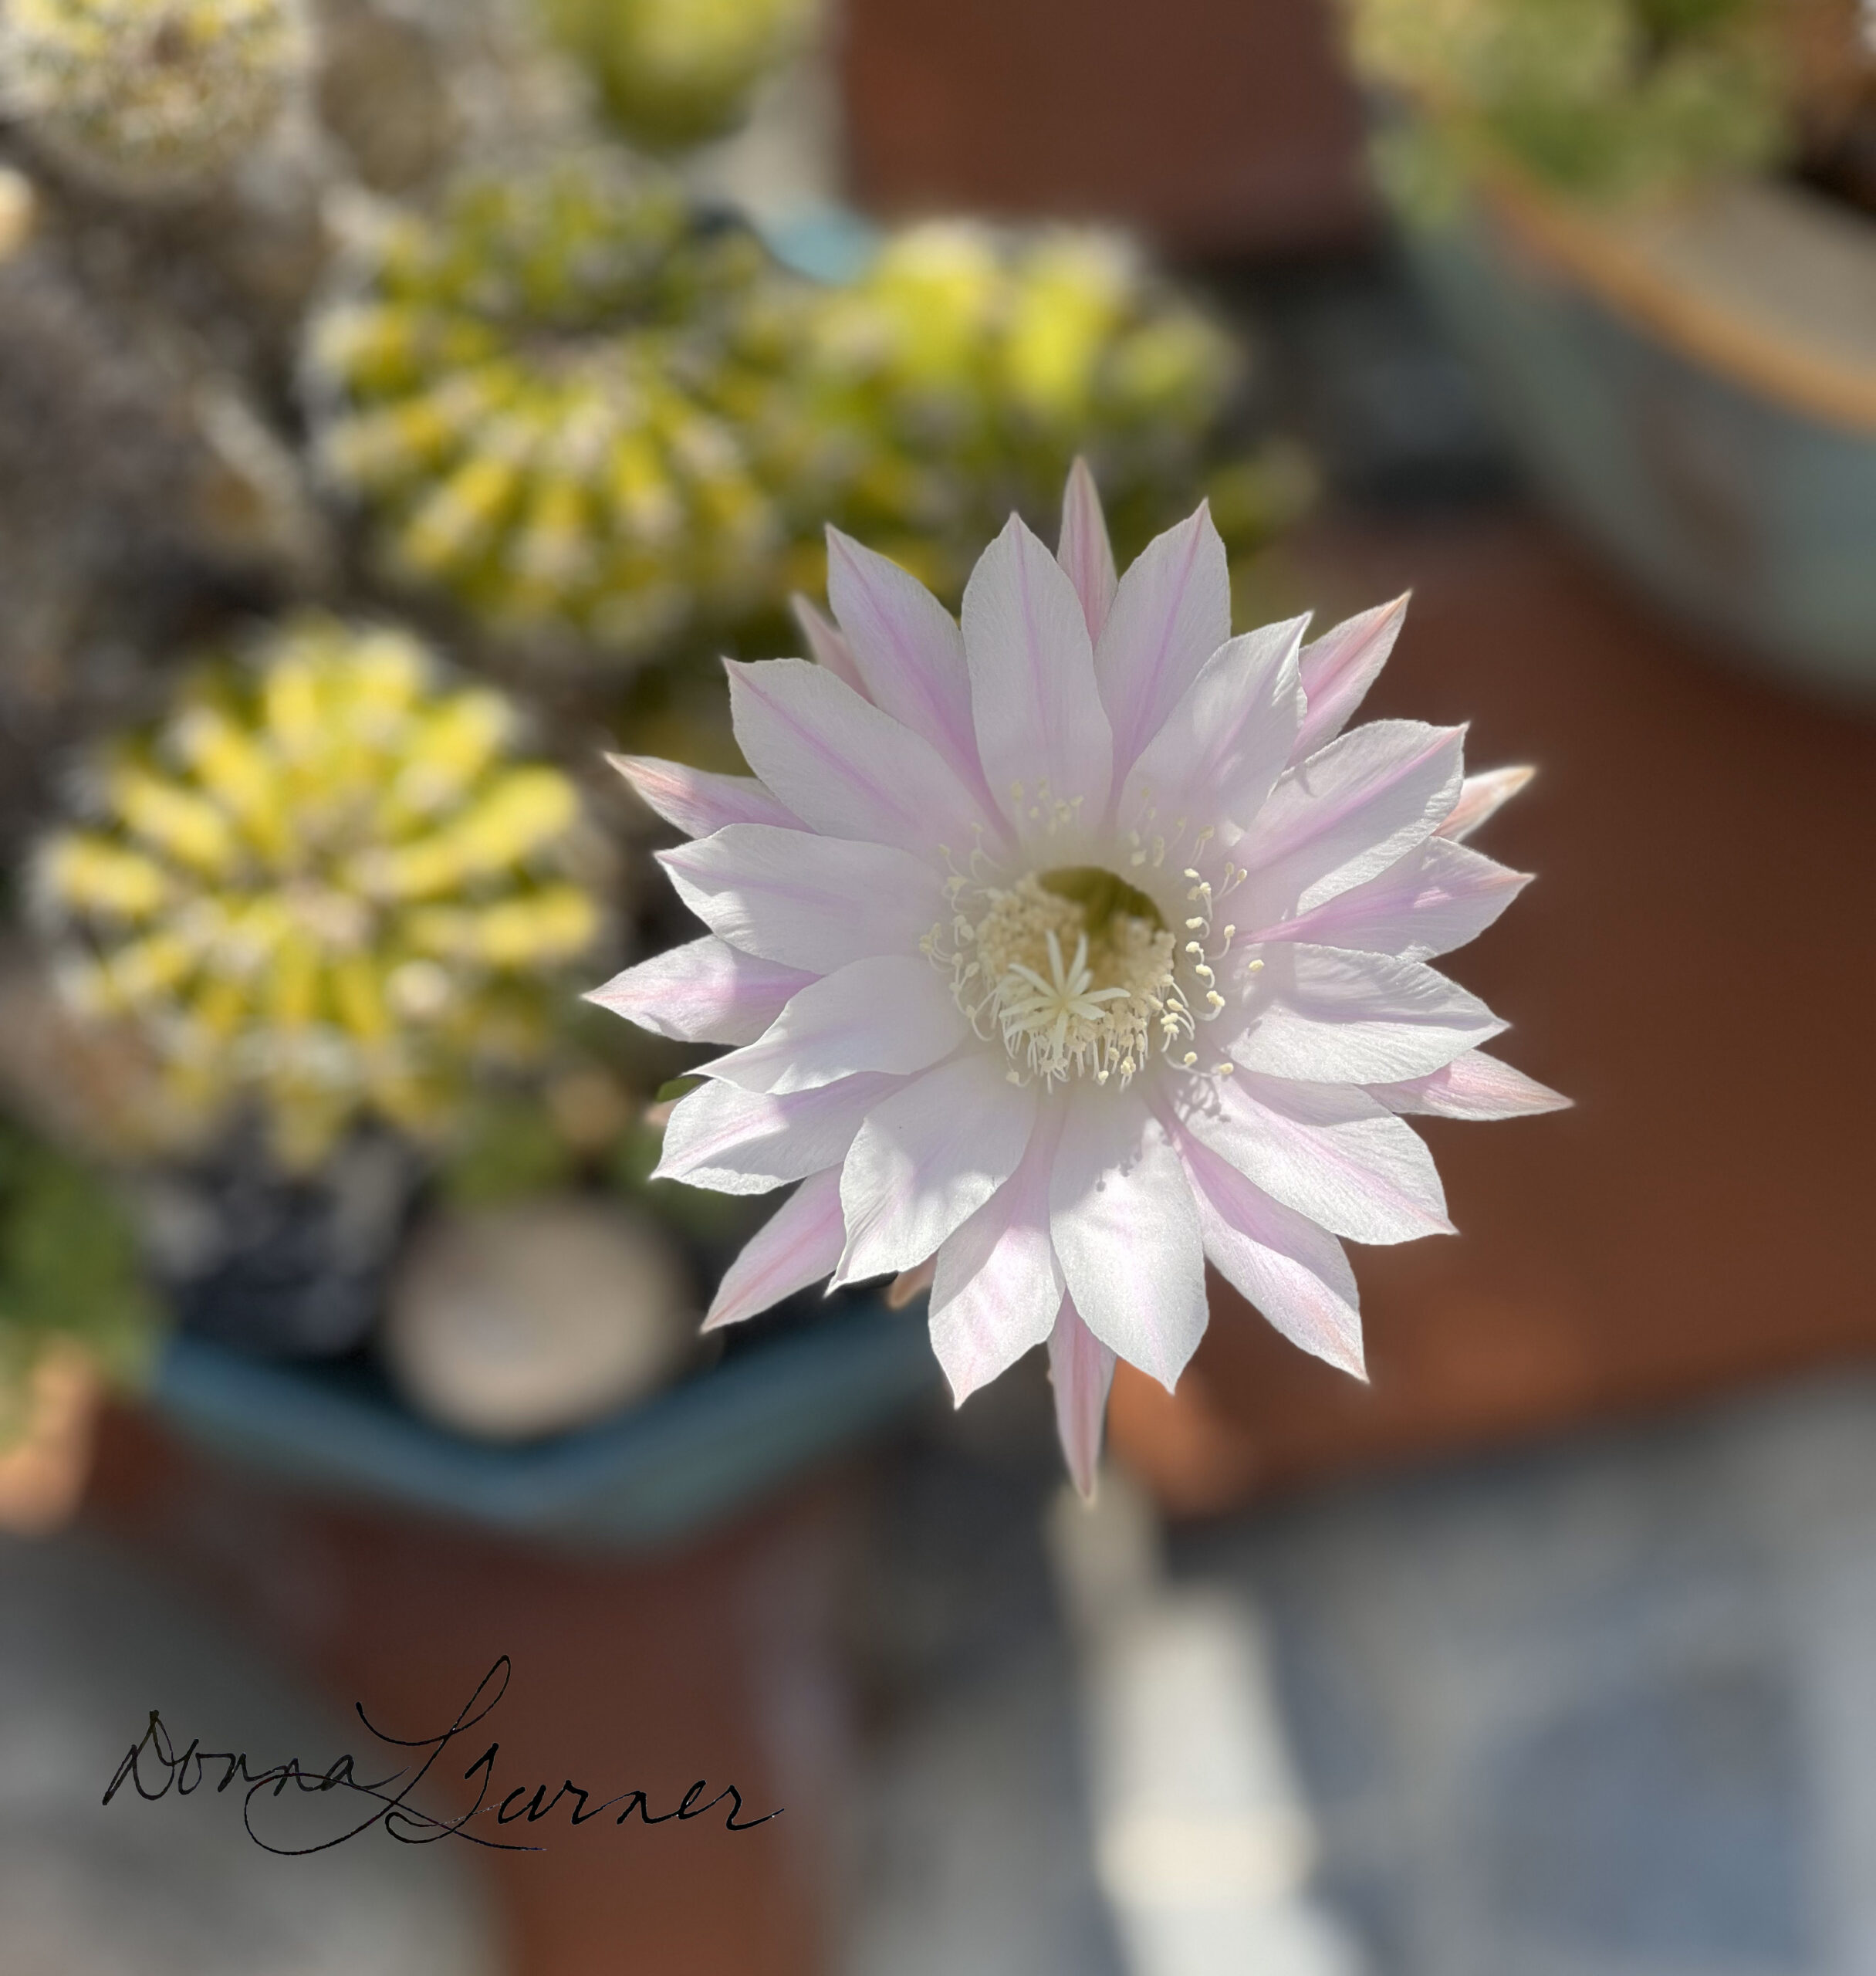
[84, 1402, 865, 1976]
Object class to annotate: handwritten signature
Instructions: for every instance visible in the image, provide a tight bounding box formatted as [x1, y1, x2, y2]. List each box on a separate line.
[102, 1656, 780, 1855]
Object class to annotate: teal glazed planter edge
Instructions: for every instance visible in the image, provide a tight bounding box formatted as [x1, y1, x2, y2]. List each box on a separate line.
[1403, 201, 1876, 701]
[145, 1299, 940, 1553]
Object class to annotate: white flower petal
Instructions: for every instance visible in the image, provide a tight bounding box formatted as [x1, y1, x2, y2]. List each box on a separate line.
[704, 1167, 847, 1331]
[655, 1072, 902, 1195]
[792, 591, 869, 695]
[1122, 617, 1307, 835]
[659, 824, 941, 975]
[1292, 594, 1409, 759]
[705, 954, 967, 1093]
[1176, 1071, 1452, 1245]
[1170, 1118, 1365, 1378]
[1438, 766, 1536, 842]
[727, 658, 989, 857]
[1237, 719, 1466, 921]
[1094, 502, 1231, 777]
[584, 936, 810, 1044]
[962, 513, 1114, 839]
[1056, 457, 1118, 639]
[1049, 1086, 1208, 1390]
[1048, 1294, 1114, 1500]
[836, 1055, 1038, 1287]
[1255, 837, 1528, 961]
[1228, 942, 1505, 1082]
[1370, 1048, 1571, 1119]
[826, 529, 988, 796]
[928, 1105, 1066, 1405]
[607, 752, 796, 837]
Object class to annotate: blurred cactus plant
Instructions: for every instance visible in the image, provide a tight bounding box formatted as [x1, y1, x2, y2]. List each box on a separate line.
[791, 221, 1253, 594]
[0, 1116, 157, 1448]
[538, 0, 820, 152]
[1344, 0, 1792, 207]
[307, 160, 793, 663]
[33, 614, 603, 1171]
[309, 161, 1296, 663]
[0, 0, 312, 195]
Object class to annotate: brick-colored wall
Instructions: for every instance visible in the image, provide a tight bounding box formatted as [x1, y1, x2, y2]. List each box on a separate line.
[838, 0, 1376, 256]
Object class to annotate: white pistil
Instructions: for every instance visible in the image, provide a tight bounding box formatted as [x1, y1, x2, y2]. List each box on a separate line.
[929, 821, 1266, 1090]
[936, 871, 1189, 1088]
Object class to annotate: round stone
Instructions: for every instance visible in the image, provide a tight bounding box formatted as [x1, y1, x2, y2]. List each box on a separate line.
[382, 1196, 695, 1441]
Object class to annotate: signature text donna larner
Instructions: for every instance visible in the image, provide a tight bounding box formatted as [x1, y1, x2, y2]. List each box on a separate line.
[102, 1656, 780, 1855]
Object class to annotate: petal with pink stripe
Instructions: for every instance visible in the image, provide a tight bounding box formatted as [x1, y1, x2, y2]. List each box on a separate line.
[1438, 766, 1535, 842]
[705, 953, 966, 1094]
[1291, 594, 1409, 760]
[584, 936, 810, 1044]
[1122, 616, 1306, 834]
[836, 1054, 1039, 1286]
[928, 1105, 1066, 1404]
[1056, 458, 1118, 640]
[659, 825, 940, 974]
[1227, 943, 1503, 1082]
[826, 530, 986, 797]
[654, 1071, 902, 1196]
[792, 592, 868, 695]
[1253, 837, 1527, 962]
[1048, 1294, 1116, 1501]
[607, 753, 796, 837]
[962, 514, 1113, 840]
[1238, 720, 1466, 922]
[1176, 1071, 1452, 1245]
[1369, 1049, 1570, 1119]
[1171, 1118, 1365, 1378]
[1093, 502, 1231, 777]
[1049, 1085, 1208, 1390]
[727, 658, 990, 857]
[704, 1167, 847, 1331]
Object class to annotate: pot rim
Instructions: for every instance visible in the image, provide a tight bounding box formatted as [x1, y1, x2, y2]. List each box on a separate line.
[1469, 165, 1876, 436]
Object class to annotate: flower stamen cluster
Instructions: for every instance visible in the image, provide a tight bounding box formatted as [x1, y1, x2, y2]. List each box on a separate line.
[939, 871, 1186, 1088]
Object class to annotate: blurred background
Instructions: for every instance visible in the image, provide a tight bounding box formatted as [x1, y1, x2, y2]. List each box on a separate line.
[0, 0, 1871, 1971]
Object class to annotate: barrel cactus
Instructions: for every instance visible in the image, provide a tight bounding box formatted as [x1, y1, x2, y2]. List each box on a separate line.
[538, 0, 820, 153]
[797, 221, 1245, 593]
[1344, 0, 1789, 207]
[34, 614, 603, 1170]
[307, 160, 792, 664]
[1, 0, 311, 194]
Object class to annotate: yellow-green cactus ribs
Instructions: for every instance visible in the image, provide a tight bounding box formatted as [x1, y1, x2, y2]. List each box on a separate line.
[34, 614, 602, 1170]
[789, 220, 1242, 594]
[307, 158, 795, 665]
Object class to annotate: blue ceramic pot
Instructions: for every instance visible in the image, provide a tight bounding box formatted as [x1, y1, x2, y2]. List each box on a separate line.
[1401, 177, 1876, 699]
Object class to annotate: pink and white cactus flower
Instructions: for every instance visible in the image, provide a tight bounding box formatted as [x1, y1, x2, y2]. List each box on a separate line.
[591, 465, 1566, 1493]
